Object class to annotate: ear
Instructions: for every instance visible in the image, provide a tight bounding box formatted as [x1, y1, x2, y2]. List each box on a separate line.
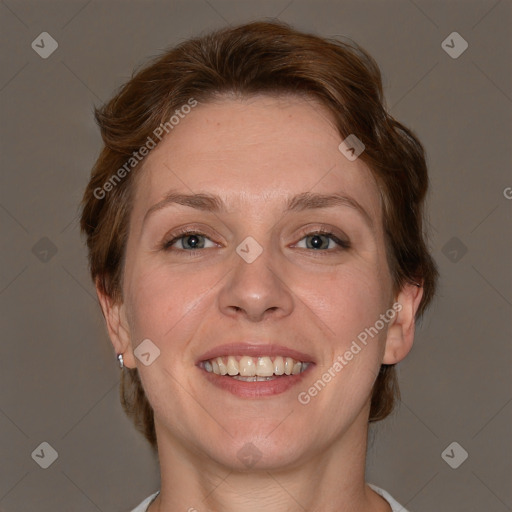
[96, 281, 137, 369]
[382, 282, 424, 364]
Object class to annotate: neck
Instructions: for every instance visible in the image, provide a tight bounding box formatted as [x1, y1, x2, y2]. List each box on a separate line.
[148, 410, 391, 512]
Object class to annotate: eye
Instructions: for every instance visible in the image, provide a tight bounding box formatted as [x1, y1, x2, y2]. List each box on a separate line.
[162, 231, 217, 251]
[294, 230, 350, 251]
[160, 228, 349, 253]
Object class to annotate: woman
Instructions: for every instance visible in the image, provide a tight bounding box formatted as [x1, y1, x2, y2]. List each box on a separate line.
[80, 21, 438, 512]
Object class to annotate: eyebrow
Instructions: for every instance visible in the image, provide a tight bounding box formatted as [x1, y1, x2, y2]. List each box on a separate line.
[143, 190, 374, 229]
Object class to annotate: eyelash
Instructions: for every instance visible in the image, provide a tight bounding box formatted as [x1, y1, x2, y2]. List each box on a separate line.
[161, 227, 351, 254]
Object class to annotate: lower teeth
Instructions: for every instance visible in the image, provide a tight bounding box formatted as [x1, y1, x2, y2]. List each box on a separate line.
[231, 375, 277, 382]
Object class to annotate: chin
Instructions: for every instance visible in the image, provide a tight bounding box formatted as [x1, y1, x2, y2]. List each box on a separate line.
[205, 428, 312, 472]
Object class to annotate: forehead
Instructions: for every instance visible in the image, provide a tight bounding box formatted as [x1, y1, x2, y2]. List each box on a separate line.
[132, 94, 381, 222]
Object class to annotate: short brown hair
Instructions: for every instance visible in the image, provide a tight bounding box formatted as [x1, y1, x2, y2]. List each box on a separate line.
[80, 20, 438, 449]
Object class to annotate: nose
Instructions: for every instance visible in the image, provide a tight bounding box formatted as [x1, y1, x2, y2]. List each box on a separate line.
[217, 242, 294, 323]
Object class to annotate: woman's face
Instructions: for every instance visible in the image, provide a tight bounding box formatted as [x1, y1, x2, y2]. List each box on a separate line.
[113, 94, 405, 469]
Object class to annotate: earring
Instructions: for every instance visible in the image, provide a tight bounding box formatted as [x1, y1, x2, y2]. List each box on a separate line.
[117, 353, 124, 369]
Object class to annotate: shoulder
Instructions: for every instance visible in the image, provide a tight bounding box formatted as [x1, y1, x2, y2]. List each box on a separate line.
[130, 491, 160, 512]
[367, 483, 410, 512]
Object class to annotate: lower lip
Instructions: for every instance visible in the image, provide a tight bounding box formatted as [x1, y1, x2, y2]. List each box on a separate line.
[199, 365, 314, 398]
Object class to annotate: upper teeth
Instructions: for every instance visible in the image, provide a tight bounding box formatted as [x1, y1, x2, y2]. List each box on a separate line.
[203, 356, 309, 377]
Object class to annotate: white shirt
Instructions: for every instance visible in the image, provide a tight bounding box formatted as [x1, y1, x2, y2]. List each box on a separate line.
[130, 484, 409, 511]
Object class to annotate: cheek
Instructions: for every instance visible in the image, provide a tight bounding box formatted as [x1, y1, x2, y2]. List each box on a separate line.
[123, 259, 220, 347]
[293, 265, 391, 430]
[294, 262, 388, 344]
[295, 264, 390, 393]
[124, 266, 174, 341]
[122, 262, 210, 425]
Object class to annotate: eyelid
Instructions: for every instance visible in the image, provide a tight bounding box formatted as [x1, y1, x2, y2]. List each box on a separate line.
[160, 225, 220, 251]
[292, 225, 351, 248]
[160, 224, 351, 252]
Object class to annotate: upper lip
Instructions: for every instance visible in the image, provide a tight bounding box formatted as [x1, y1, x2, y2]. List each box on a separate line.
[196, 342, 316, 365]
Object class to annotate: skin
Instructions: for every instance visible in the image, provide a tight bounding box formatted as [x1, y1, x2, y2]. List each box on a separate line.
[98, 94, 423, 512]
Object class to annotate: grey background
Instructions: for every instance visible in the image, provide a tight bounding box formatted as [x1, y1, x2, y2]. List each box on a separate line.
[1, 0, 511, 511]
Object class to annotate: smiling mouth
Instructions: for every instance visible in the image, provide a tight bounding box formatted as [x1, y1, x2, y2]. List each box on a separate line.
[200, 355, 311, 381]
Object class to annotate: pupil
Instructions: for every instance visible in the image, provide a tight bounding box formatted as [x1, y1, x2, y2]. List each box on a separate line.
[188, 235, 199, 248]
[311, 235, 323, 249]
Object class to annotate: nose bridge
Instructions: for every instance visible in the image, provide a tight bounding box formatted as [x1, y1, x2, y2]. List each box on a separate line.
[218, 234, 294, 321]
